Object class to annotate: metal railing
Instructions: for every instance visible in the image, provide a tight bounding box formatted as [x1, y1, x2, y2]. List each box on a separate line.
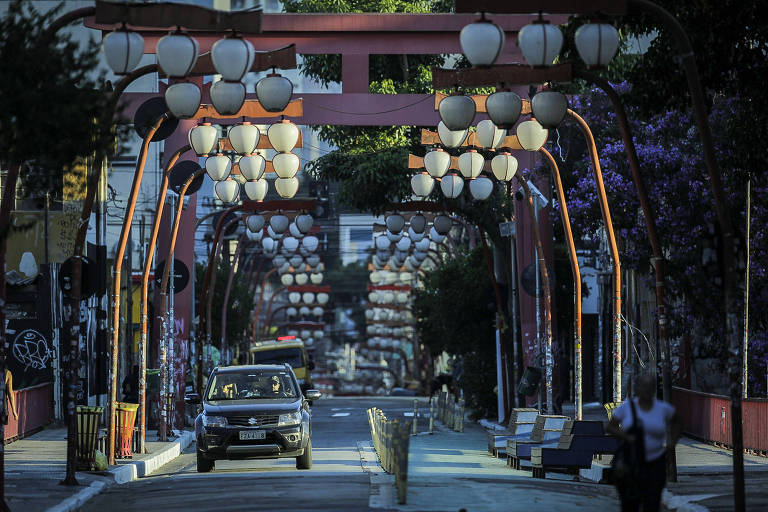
[367, 408, 411, 504]
[435, 391, 465, 432]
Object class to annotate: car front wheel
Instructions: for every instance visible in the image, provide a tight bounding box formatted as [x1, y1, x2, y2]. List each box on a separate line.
[197, 450, 215, 472]
[296, 439, 312, 470]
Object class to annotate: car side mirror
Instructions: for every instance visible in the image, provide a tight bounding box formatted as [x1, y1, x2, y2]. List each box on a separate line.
[185, 392, 201, 404]
[304, 390, 321, 401]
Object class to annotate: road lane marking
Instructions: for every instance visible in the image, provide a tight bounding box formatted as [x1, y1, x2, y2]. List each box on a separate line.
[331, 412, 351, 417]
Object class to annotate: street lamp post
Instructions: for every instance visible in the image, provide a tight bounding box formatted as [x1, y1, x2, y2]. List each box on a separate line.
[156, 168, 204, 440]
[107, 112, 169, 465]
[137, 144, 189, 453]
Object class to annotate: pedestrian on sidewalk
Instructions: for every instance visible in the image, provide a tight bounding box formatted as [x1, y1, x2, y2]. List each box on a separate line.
[606, 374, 683, 512]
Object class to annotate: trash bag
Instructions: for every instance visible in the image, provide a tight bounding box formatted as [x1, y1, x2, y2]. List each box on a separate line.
[94, 449, 108, 471]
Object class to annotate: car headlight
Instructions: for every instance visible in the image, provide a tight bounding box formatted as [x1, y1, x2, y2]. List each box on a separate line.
[202, 415, 227, 428]
[278, 411, 302, 427]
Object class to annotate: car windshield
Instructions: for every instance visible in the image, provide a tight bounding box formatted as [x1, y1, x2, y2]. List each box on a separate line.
[251, 347, 304, 368]
[206, 370, 298, 401]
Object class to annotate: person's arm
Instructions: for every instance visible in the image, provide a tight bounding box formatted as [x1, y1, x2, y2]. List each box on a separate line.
[669, 411, 683, 446]
[606, 417, 635, 443]
[6, 371, 18, 420]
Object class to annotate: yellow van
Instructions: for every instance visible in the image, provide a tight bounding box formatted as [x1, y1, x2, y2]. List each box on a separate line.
[248, 337, 314, 393]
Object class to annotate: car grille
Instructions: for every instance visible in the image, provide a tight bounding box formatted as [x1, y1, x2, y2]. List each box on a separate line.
[227, 415, 279, 427]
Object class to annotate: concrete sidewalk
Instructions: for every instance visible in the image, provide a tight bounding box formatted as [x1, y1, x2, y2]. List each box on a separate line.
[368, 402, 768, 512]
[4, 426, 194, 512]
[368, 420, 618, 511]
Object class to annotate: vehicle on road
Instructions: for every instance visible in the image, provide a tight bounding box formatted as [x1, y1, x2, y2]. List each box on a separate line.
[186, 364, 321, 473]
[248, 338, 315, 395]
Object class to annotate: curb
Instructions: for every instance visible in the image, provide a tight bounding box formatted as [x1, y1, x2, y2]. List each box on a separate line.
[47, 480, 109, 512]
[46, 430, 195, 512]
[111, 430, 195, 484]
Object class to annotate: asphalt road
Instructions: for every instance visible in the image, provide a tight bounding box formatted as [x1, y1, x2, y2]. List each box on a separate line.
[81, 396, 418, 512]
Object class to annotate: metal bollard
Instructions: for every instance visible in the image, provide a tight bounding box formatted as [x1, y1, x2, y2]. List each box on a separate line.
[429, 397, 434, 434]
[456, 394, 465, 432]
[412, 399, 418, 436]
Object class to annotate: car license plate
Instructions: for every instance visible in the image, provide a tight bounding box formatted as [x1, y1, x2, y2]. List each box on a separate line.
[239, 430, 266, 441]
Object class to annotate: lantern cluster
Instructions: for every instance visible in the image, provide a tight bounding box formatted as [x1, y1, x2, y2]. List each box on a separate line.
[102, 26, 294, 121]
[246, 212, 324, 274]
[187, 117, 302, 203]
[371, 213, 450, 272]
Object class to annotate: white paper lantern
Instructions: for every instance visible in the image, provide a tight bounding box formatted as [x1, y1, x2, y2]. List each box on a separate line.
[531, 90, 568, 129]
[102, 28, 145, 75]
[281, 273, 294, 286]
[433, 215, 453, 235]
[268, 120, 300, 152]
[424, 148, 451, 178]
[440, 172, 464, 199]
[295, 214, 313, 234]
[302, 235, 319, 253]
[386, 214, 405, 234]
[286, 307, 298, 317]
[385, 231, 402, 243]
[275, 177, 300, 198]
[375, 236, 391, 251]
[410, 214, 427, 234]
[228, 122, 260, 155]
[247, 229, 263, 242]
[164, 82, 201, 119]
[460, 18, 505, 67]
[312, 307, 324, 317]
[411, 172, 435, 198]
[458, 150, 484, 179]
[288, 292, 302, 304]
[491, 152, 518, 181]
[157, 31, 199, 78]
[244, 179, 268, 201]
[437, 121, 468, 148]
[289, 254, 304, 268]
[188, 122, 218, 156]
[516, 119, 549, 151]
[310, 272, 323, 284]
[272, 152, 300, 178]
[317, 292, 329, 304]
[469, 176, 494, 200]
[438, 94, 476, 131]
[575, 23, 620, 68]
[211, 35, 254, 81]
[210, 80, 246, 116]
[408, 227, 425, 242]
[295, 273, 309, 285]
[485, 90, 523, 129]
[246, 214, 265, 233]
[205, 153, 231, 181]
[518, 19, 564, 67]
[301, 292, 315, 304]
[238, 154, 266, 181]
[282, 236, 299, 253]
[214, 179, 239, 203]
[256, 73, 294, 112]
[476, 119, 506, 149]
[396, 237, 412, 252]
[306, 254, 321, 267]
[270, 214, 290, 234]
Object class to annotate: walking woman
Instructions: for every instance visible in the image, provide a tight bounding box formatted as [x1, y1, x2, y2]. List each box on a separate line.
[606, 374, 683, 512]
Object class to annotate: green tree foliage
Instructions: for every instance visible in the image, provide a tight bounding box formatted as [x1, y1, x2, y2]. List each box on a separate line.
[283, 0, 452, 208]
[413, 247, 498, 416]
[194, 260, 254, 352]
[0, 0, 115, 197]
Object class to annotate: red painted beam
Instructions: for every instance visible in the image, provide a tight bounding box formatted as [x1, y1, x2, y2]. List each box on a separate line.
[118, 92, 452, 126]
[85, 13, 553, 55]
